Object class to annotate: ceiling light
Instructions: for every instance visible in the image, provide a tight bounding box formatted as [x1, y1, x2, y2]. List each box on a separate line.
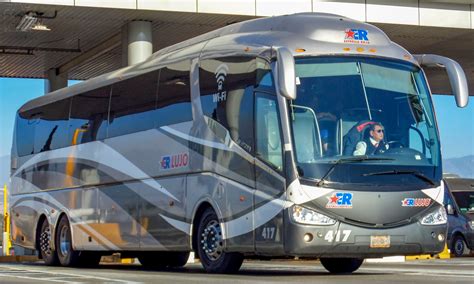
[16, 11, 55, 32]
[32, 20, 51, 32]
[16, 12, 38, 32]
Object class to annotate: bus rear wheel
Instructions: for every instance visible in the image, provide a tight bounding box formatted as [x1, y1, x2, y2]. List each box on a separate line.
[138, 251, 190, 268]
[55, 216, 81, 266]
[320, 258, 364, 274]
[39, 219, 59, 266]
[196, 208, 244, 274]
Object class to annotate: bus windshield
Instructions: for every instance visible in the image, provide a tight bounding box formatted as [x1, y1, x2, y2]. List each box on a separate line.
[291, 56, 441, 183]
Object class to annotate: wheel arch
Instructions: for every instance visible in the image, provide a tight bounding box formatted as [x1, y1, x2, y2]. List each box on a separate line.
[53, 212, 75, 251]
[191, 201, 215, 251]
[35, 214, 48, 254]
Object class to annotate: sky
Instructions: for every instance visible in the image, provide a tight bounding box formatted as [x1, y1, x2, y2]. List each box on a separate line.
[0, 78, 473, 159]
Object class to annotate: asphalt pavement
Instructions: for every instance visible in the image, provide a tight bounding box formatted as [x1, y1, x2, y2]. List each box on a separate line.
[0, 258, 472, 283]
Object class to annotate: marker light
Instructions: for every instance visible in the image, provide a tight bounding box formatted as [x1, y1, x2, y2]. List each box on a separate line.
[421, 206, 447, 225]
[356, 47, 364, 52]
[343, 47, 351, 51]
[295, 48, 306, 53]
[292, 205, 336, 225]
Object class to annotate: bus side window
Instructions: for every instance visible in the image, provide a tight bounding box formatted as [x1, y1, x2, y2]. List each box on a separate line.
[108, 71, 159, 138]
[156, 61, 193, 127]
[33, 99, 71, 153]
[255, 93, 283, 171]
[16, 112, 36, 156]
[199, 56, 256, 153]
[69, 86, 111, 145]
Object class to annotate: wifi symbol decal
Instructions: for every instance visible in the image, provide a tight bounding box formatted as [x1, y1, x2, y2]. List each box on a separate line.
[215, 63, 229, 91]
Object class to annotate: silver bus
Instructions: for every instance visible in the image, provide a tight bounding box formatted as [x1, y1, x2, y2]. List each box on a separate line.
[10, 13, 469, 273]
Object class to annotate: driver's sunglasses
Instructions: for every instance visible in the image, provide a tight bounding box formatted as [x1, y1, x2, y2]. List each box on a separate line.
[375, 129, 384, 133]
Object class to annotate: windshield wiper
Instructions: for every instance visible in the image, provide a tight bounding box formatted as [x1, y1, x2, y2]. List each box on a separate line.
[315, 156, 395, 187]
[362, 170, 436, 186]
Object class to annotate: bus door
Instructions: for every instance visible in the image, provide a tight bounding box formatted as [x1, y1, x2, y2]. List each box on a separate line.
[254, 91, 286, 255]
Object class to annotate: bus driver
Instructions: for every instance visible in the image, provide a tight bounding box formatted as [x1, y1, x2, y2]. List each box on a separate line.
[353, 122, 389, 156]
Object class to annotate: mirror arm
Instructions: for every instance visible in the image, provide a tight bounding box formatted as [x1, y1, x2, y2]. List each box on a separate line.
[414, 54, 469, 108]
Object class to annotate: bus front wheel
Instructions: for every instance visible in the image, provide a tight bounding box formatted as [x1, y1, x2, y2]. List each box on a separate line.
[196, 208, 244, 273]
[320, 258, 364, 274]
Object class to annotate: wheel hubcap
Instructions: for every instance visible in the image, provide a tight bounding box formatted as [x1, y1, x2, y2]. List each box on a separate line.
[59, 226, 70, 257]
[455, 240, 463, 254]
[40, 226, 52, 256]
[201, 220, 223, 261]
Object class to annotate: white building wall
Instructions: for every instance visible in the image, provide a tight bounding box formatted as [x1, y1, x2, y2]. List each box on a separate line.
[7, 0, 474, 29]
[198, 0, 255, 16]
[256, 0, 312, 17]
[138, 0, 196, 13]
[419, 2, 471, 29]
[313, 0, 366, 22]
[75, 0, 136, 9]
[9, 0, 74, 5]
[367, 0, 419, 26]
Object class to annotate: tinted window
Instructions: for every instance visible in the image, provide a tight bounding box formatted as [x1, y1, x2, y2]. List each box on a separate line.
[33, 99, 71, 152]
[108, 71, 159, 137]
[255, 93, 283, 170]
[16, 112, 36, 156]
[69, 86, 110, 145]
[156, 61, 192, 127]
[200, 57, 258, 153]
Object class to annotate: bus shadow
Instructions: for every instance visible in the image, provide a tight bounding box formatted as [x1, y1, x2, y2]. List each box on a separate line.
[73, 263, 391, 277]
[23, 262, 391, 277]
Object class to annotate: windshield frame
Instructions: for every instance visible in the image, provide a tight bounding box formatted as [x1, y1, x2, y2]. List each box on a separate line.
[288, 55, 442, 188]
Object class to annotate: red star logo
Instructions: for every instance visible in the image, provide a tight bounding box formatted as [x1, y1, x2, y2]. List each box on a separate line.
[329, 195, 339, 204]
[345, 29, 355, 39]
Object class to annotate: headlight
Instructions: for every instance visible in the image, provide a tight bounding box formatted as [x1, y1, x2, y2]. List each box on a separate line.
[420, 206, 447, 225]
[292, 205, 336, 225]
[469, 221, 474, 230]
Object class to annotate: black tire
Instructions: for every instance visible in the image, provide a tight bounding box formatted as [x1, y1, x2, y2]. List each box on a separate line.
[55, 216, 81, 266]
[320, 258, 364, 274]
[138, 251, 190, 268]
[451, 235, 467, 257]
[196, 208, 244, 274]
[39, 220, 59, 266]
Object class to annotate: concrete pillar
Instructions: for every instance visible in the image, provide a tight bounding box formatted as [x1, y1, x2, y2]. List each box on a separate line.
[122, 20, 153, 66]
[45, 68, 67, 94]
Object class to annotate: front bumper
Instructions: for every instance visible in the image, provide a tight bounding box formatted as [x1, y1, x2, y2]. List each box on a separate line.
[284, 211, 446, 258]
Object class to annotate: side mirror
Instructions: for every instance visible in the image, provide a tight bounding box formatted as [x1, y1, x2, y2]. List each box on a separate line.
[414, 54, 469, 108]
[275, 47, 296, 100]
[446, 204, 455, 215]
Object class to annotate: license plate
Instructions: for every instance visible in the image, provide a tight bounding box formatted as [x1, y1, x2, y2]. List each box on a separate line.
[370, 235, 391, 248]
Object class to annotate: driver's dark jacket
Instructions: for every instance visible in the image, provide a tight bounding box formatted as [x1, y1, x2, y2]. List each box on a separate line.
[364, 138, 389, 155]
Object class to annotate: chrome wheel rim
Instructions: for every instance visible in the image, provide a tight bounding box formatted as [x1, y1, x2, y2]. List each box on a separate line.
[201, 220, 223, 261]
[59, 225, 70, 257]
[40, 225, 52, 256]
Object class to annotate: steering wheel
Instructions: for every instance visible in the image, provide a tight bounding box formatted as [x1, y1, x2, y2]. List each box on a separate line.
[387, 140, 404, 149]
[384, 146, 425, 159]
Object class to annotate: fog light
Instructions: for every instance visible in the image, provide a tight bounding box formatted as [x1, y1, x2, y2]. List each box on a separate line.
[304, 233, 313, 242]
[437, 234, 445, 242]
